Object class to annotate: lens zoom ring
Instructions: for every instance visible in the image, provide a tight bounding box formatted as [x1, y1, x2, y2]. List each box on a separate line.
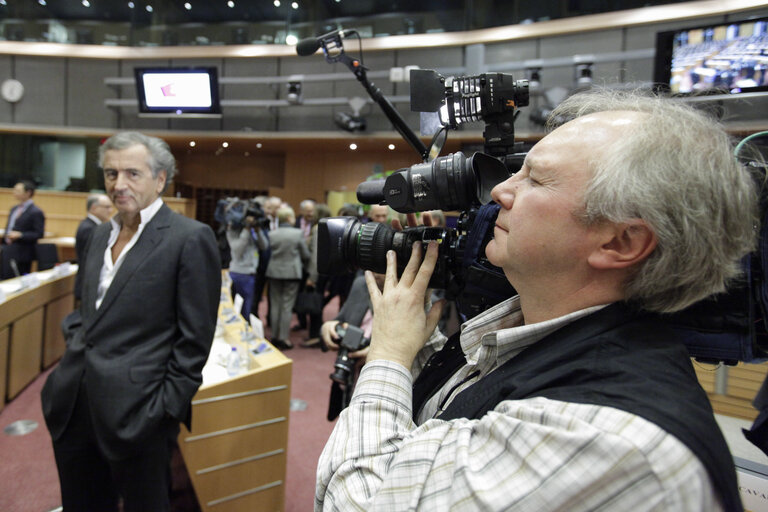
[358, 223, 390, 272]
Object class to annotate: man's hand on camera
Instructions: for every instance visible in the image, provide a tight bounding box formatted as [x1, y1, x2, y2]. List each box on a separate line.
[321, 320, 342, 351]
[365, 241, 444, 369]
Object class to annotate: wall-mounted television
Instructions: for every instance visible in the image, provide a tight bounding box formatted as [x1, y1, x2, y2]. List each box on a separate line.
[134, 67, 221, 117]
[654, 17, 768, 95]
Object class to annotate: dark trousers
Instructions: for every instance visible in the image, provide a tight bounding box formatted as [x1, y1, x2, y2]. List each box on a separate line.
[51, 382, 178, 512]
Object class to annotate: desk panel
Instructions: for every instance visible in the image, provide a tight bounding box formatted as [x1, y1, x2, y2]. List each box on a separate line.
[7, 308, 44, 399]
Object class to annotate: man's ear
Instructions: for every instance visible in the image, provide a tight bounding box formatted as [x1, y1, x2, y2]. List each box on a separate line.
[588, 220, 657, 270]
[155, 170, 167, 194]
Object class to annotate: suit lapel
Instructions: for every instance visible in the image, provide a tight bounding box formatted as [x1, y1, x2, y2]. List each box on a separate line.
[85, 205, 173, 331]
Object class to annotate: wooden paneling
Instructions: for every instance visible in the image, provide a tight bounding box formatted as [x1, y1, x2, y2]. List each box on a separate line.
[0, 188, 195, 239]
[694, 360, 768, 421]
[7, 308, 44, 399]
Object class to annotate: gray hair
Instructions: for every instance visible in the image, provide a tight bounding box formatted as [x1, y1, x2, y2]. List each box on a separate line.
[549, 88, 758, 313]
[85, 194, 100, 211]
[277, 206, 295, 224]
[98, 132, 177, 193]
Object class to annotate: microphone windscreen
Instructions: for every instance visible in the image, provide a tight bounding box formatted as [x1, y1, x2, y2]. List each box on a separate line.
[296, 37, 321, 56]
[357, 179, 386, 205]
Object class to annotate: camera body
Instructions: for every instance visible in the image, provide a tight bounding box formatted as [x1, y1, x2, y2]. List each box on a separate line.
[330, 323, 370, 386]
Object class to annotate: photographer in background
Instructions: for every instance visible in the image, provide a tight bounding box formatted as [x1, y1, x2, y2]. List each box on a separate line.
[226, 202, 268, 320]
[320, 272, 383, 419]
[316, 89, 756, 510]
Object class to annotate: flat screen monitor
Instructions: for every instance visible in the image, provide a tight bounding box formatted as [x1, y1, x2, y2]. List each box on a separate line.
[134, 67, 221, 117]
[654, 17, 768, 95]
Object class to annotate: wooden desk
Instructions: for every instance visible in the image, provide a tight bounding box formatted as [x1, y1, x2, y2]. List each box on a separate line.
[178, 282, 292, 512]
[0, 268, 75, 410]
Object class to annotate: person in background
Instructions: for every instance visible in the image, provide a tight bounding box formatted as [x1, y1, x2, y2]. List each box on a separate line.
[226, 205, 267, 320]
[252, 195, 281, 321]
[316, 89, 755, 511]
[41, 132, 221, 512]
[294, 198, 317, 332]
[303, 203, 332, 347]
[367, 204, 390, 224]
[74, 193, 113, 300]
[1, 179, 45, 279]
[296, 198, 316, 241]
[266, 205, 310, 350]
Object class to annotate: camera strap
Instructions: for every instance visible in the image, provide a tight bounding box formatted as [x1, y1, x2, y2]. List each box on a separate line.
[412, 331, 465, 422]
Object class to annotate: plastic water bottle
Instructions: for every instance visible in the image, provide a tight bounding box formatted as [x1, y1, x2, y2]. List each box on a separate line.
[226, 346, 241, 377]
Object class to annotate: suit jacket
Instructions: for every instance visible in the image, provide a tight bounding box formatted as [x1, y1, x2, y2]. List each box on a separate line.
[41, 204, 221, 459]
[2, 202, 45, 270]
[73, 216, 98, 299]
[336, 274, 371, 326]
[265, 223, 310, 280]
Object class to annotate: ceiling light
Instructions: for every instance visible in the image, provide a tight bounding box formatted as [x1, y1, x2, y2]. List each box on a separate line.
[388, 144, 395, 150]
[184, 2, 191, 9]
[256, 143, 263, 149]
[273, 0, 280, 6]
[146, 5, 153, 12]
[189, 141, 196, 147]
[82, 0, 90, 6]
[285, 34, 298, 45]
[128, 1, 135, 8]
[291, 1, 298, 8]
[0, 0, 7, 5]
[349, 143, 358, 150]
[38, 0, 46, 5]
[227, 0, 235, 7]
[222, 142, 229, 148]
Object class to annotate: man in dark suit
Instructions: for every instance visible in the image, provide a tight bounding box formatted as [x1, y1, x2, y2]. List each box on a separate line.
[1, 179, 45, 279]
[41, 132, 221, 511]
[73, 193, 113, 299]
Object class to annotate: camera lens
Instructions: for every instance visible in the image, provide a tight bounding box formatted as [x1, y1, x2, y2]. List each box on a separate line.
[330, 349, 355, 385]
[317, 217, 453, 288]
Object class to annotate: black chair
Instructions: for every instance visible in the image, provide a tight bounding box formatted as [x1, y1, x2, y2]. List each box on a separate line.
[35, 243, 59, 271]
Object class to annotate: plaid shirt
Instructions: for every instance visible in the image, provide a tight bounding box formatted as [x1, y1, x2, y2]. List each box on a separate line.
[316, 297, 721, 511]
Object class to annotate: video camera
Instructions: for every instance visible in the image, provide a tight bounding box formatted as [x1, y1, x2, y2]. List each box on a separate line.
[214, 197, 270, 231]
[318, 69, 530, 319]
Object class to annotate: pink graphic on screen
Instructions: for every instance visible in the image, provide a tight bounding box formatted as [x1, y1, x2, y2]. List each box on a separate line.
[142, 72, 212, 107]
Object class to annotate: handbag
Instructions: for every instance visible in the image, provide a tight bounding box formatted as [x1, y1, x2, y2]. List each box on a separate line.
[294, 289, 323, 315]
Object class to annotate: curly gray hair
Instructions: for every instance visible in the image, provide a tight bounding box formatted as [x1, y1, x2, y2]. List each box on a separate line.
[549, 88, 759, 313]
[98, 132, 177, 193]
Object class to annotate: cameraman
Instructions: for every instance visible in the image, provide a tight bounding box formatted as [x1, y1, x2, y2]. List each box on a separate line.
[316, 89, 755, 510]
[226, 205, 267, 319]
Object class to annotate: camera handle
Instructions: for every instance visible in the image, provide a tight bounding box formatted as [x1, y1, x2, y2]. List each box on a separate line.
[316, 37, 429, 162]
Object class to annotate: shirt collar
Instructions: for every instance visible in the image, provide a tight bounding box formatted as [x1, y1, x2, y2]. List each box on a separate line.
[459, 296, 608, 367]
[86, 213, 103, 225]
[109, 196, 164, 231]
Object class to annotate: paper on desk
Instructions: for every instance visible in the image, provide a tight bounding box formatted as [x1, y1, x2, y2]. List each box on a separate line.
[250, 314, 264, 339]
[233, 294, 244, 317]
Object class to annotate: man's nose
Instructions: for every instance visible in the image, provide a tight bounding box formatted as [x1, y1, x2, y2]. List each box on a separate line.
[491, 177, 516, 207]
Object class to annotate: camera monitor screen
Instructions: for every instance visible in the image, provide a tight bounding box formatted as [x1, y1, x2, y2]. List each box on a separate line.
[654, 17, 768, 95]
[134, 67, 221, 116]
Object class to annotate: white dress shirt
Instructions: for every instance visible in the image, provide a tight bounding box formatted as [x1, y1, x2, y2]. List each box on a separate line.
[96, 198, 163, 310]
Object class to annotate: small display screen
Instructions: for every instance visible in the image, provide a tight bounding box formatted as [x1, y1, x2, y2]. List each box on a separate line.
[134, 67, 221, 116]
[654, 18, 768, 95]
